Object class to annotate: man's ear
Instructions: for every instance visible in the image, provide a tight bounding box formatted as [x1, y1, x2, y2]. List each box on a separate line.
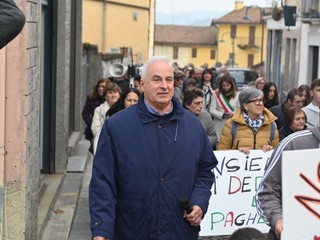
[140, 79, 145, 91]
[310, 90, 314, 97]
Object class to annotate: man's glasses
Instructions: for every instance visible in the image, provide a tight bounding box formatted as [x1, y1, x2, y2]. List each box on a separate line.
[247, 98, 264, 106]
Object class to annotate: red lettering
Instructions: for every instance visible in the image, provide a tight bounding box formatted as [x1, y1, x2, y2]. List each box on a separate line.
[295, 162, 320, 220]
[224, 211, 234, 227]
[228, 176, 241, 194]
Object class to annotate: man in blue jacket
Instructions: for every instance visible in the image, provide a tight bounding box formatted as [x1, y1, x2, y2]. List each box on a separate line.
[89, 56, 218, 240]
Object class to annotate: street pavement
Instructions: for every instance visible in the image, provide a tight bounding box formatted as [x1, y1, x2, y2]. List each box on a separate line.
[40, 137, 92, 240]
[68, 153, 92, 240]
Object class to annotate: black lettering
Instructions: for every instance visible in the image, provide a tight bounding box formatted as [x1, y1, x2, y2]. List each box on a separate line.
[249, 157, 262, 171]
[241, 177, 251, 193]
[226, 158, 240, 172]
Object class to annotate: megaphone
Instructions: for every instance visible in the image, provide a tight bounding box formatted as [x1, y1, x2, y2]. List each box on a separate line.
[109, 63, 127, 78]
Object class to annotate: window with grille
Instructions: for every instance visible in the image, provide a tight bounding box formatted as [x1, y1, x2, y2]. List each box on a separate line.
[192, 48, 197, 58]
[173, 46, 179, 59]
[249, 26, 256, 47]
[248, 54, 254, 67]
[231, 25, 237, 39]
[210, 50, 216, 60]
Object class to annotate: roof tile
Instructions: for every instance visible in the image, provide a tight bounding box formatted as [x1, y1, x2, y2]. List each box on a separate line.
[215, 7, 270, 24]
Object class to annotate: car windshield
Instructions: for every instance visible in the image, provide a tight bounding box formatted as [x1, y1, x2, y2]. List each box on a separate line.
[228, 69, 258, 86]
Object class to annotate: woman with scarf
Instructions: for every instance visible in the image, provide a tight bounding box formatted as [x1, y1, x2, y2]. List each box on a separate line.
[209, 74, 239, 139]
[198, 68, 216, 113]
[218, 87, 279, 154]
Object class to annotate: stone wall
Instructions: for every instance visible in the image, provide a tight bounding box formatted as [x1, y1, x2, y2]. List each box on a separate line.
[3, 0, 40, 238]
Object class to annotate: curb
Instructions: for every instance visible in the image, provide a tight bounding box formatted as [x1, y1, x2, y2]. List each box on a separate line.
[41, 138, 90, 240]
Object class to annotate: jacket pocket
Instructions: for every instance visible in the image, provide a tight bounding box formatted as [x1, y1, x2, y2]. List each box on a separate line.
[115, 197, 150, 239]
[116, 197, 146, 213]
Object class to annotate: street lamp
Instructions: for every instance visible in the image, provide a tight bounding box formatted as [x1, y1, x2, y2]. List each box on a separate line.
[242, 6, 265, 64]
[219, 32, 231, 42]
[219, 32, 235, 68]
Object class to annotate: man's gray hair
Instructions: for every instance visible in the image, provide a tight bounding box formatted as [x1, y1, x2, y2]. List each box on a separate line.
[239, 87, 264, 111]
[140, 56, 171, 79]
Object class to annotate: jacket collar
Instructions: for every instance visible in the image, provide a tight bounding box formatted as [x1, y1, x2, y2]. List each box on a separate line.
[137, 93, 184, 123]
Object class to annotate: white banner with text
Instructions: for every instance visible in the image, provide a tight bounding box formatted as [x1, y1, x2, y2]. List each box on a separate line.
[200, 150, 271, 236]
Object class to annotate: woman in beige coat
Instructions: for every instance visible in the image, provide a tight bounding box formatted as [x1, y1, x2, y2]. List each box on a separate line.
[218, 87, 279, 154]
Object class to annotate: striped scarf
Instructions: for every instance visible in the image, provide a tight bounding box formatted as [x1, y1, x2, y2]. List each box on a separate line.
[242, 112, 264, 133]
[215, 90, 234, 113]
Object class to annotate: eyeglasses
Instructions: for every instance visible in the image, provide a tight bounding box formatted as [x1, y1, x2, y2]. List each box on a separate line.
[247, 98, 264, 106]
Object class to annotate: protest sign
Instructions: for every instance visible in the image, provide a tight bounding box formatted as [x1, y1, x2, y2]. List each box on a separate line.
[282, 148, 320, 240]
[200, 150, 271, 236]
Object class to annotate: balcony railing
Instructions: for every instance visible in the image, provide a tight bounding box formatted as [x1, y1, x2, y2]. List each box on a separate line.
[235, 37, 262, 51]
[301, 0, 320, 19]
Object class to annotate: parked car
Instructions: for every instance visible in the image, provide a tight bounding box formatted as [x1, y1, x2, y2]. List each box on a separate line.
[227, 68, 259, 89]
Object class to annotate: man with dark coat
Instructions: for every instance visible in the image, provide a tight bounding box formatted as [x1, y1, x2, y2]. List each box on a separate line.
[89, 56, 218, 240]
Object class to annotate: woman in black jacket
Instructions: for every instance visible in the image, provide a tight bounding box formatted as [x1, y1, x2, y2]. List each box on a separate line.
[262, 82, 279, 109]
[279, 106, 307, 141]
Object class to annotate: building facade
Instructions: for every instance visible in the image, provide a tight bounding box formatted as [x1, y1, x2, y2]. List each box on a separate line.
[297, 0, 320, 85]
[0, 0, 84, 239]
[154, 25, 218, 68]
[265, 0, 319, 100]
[82, 0, 155, 64]
[215, 1, 268, 72]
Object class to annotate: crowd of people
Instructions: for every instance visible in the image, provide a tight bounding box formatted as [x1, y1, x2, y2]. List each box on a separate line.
[81, 56, 320, 240]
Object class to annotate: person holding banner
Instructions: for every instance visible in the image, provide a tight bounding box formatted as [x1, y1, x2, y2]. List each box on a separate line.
[255, 124, 320, 240]
[218, 87, 279, 154]
[209, 74, 240, 139]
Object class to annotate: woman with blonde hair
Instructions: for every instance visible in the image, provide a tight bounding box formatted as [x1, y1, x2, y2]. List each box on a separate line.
[254, 77, 266, 90]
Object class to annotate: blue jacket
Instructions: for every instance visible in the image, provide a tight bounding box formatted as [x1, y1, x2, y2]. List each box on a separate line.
[89, 95, 218, 239]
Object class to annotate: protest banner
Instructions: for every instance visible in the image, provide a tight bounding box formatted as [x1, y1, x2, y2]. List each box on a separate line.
[200, 150, 271, 236]
[282, 148, 320, 240]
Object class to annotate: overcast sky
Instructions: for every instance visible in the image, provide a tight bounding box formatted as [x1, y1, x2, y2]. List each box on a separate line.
[156, 0, 274, 14]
